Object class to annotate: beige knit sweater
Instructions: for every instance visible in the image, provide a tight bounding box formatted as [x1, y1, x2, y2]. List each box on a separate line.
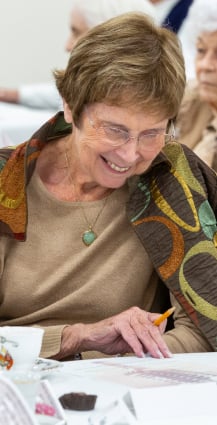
[0, 171, 211, 359]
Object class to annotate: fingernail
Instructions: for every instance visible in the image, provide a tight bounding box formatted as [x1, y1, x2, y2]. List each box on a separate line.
[154, 349, 163, 358]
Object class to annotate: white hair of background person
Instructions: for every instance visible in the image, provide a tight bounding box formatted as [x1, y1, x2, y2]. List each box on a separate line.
[70, 0, 158, 28]
[179, 0, 217, 80]
[187, 0, 217, 38]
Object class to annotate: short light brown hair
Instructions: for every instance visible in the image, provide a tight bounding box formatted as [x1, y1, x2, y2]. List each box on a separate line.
[54, 12, 186, 126]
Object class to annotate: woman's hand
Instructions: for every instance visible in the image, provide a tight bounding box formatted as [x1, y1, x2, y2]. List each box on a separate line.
[58, 307, 172, 360]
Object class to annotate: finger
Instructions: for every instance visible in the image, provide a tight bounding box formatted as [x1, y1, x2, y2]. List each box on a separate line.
[117, 315, 160, 358]
[159, 320, 167, 334]
[149, 312, 167, 334]
[117, 323, 146, 358]
[129, 314, 172, 358]
[148, 325, 172, 358]
[136, 325, 167, 358]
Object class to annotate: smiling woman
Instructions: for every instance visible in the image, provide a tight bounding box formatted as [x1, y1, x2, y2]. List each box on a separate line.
[176, 0, 217, 171]
[0, 12, 217, 363]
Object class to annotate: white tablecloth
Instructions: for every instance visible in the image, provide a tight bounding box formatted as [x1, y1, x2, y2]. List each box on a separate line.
[48, 353, 217, 425]
[0, 102, 56, 147]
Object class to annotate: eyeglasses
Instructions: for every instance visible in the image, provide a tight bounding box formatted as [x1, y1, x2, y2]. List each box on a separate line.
[85, 108, 175, 152]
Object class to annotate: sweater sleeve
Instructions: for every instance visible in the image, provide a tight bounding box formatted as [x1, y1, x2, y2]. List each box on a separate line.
[19, 83, 62, 111]
[39, 325, 66, 358]
[163, 293, 212, 353]
[40, 326, 121, 360]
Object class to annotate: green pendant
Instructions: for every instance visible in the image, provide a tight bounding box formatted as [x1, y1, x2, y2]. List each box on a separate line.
[82, 229, 97, 246]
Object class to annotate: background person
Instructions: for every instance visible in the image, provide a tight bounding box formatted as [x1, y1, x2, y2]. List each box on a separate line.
[0, 13, 216, 361]
[149, 0, 193, 33]
[149, 0, 195, 80]
[176, 1, 217, 170]
[0, 0, 156, 112]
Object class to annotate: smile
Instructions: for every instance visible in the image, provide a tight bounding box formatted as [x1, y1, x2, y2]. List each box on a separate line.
[200, 81, 216, 87]
[106, 160, 130, 173]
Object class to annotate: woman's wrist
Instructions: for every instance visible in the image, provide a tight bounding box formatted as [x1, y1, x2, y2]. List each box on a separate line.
[56, 323, 84, 360]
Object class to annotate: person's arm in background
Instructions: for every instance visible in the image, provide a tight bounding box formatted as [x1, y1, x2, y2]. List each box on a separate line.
[0, 82, 62, 111]
[0, 87, 19, 103]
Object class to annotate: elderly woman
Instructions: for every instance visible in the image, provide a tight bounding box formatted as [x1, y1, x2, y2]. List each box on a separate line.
[177, 1, 217, 170]
[0, 13, 216, 363]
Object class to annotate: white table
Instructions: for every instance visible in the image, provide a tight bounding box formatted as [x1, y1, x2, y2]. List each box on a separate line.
[0, 102, 56, 147]
[47, 352, 217, 425]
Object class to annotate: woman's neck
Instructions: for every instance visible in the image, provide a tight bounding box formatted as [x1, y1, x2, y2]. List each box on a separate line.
[36, 137, 112, 202]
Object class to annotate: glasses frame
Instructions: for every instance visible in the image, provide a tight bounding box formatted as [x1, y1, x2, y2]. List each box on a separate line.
[85, 107, 176, 151]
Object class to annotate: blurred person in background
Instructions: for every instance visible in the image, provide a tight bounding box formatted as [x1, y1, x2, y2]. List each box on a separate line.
[176, 1, 217, 170]
[0, 0, 156, 112]
[149, 0, 193, 33]
[149, 0, 195, 80]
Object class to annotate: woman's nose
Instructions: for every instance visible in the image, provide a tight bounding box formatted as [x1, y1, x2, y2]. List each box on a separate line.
[200, 52, 216, 71]
[115, 138, 141, 162]
[65, 36, 75, 53]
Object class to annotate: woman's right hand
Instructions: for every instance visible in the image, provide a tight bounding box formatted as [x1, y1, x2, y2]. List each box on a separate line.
[57, 306, 172, 360]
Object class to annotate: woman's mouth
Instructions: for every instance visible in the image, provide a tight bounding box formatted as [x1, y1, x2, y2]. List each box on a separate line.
[101, 156, 130, 173]
[107, 160, 130, 173]
[200, 81, 216, 87]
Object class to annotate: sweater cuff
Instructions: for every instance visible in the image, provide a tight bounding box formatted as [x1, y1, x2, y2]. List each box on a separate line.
[39, 325, 66, 358]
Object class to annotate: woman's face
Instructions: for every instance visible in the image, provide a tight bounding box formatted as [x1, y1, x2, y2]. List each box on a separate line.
[65, 103, 169, 190]
[195, 30, 217, 110]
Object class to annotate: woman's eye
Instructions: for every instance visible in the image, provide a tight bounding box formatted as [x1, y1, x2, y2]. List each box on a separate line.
[105, 127, 126, 136]
[196, 47, 206, 56]
[110, 127, 122, 133]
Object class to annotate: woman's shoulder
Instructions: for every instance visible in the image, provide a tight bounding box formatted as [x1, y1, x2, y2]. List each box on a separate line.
[164, 140, 216, 176]
[0, 146, 18, 171]
[176, 80, 213, 137]
[179, 80, 204, 118]
[0, 142, 28, 172]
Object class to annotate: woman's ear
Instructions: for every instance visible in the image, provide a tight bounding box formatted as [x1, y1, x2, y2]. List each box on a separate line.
[63, 100, 73, 123]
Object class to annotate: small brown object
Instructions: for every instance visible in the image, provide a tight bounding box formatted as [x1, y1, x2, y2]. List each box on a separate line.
[59, 392, 97, 411]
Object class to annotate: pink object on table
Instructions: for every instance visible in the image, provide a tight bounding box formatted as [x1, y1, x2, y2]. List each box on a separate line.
[35, 403, 56, 416]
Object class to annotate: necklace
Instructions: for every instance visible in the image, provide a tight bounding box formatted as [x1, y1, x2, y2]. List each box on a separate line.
[80, 198, 108, 246]
[64, 150, 109, 246]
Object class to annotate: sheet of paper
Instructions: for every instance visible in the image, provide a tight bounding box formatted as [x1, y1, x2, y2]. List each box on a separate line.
[0, 374, 38, 425]
[64, 353, 217, 389]
[130, 382, 217, 422]
[137, 415, 217, 425]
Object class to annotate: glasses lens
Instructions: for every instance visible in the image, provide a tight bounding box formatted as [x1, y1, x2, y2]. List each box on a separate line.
[102, 126, 128, 146]
[139, 133, 165, 151]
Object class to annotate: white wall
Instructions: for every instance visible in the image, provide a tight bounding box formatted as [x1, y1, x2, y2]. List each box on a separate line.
[0, 0, 73, 87]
